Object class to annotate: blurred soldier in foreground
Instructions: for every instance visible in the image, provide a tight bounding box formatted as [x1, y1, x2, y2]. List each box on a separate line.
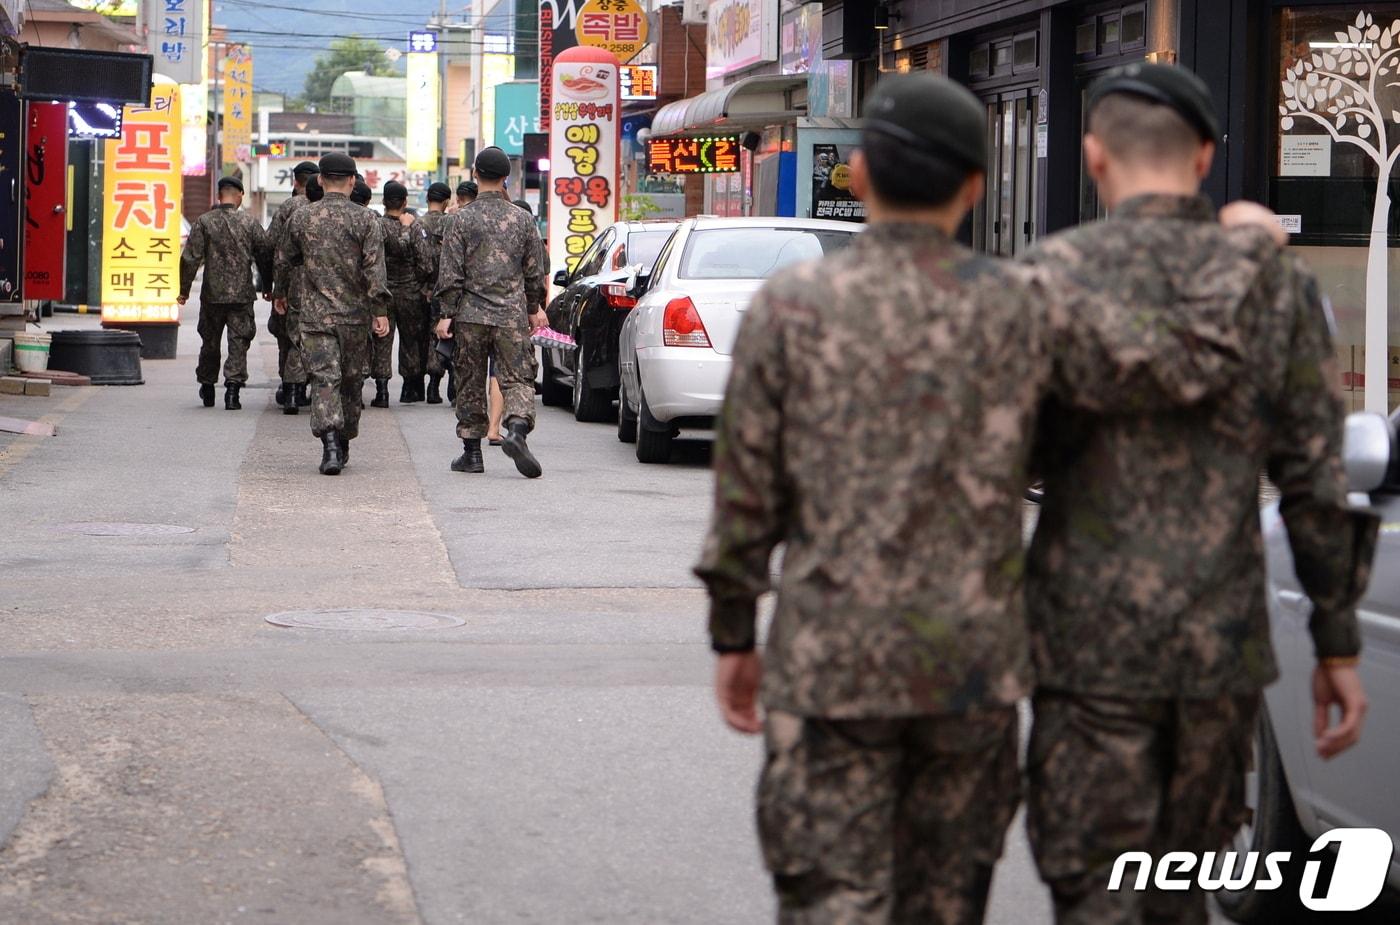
[695, 73, 1283, 925]
[264, 160, 319, 413]
[372, 181, 429, 406]
[1023, 63, 1378, 925]
[178, 176, 271, 411]
[433, 147, 547, 478]
[418, 181, 453, 404]
[350, 178, 373, 207]
[275, 154, 391, 475]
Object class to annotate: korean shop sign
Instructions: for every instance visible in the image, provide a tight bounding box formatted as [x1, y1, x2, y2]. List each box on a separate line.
[101, 77, 182, 313]
[222, 44, 253, 168]
[575, 0, 649, 63]
[145, 0, 204, 85]
[707, 0, 778, 79]
[648, 136, 741, 174]
[548, 46, 621, 279]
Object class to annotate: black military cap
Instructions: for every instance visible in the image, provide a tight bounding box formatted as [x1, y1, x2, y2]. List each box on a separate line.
[513, 198, 533, 214]
[305, 175, 324, 203]
[350, 178, 372, 206]
[862, 73, 987, 171]
[217, 176, 244, 193]
[474, 146, 511, 180]
[1086, 62, 1220, 143]
[292, 160, 320, 179]
[456, 180, 478, 197]
[426, 181, 453, 202]
[318, 152, 357, 178]
[382, 180, 408, 203]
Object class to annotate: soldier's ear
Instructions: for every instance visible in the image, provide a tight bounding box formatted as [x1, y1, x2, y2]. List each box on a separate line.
[849, 150, 870, 204]
[1194, 141, 1216, 181]
[1083, 134, 1109, 184]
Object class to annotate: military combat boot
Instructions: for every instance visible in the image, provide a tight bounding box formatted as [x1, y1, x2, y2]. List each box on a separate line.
[412, 376, 427, 403]
[295, 383, 311, 407]
[224, 384, 242, 410]
[282, 381, 299, 415]
[199, 384, 216, 407]
[274, 383, 287, 406]
[371, 378, 390, 408]
[339, 434, 351, 467]
[450, 439, 484, 473]
[446, 370, 457, 402]
[399, 379, 413, 404]
[501, 418, 542, 479]
[319, 431, 344, 475]
[426, 374, 443, 404]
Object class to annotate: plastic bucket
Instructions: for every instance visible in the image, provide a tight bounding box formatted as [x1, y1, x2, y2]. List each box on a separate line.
[12, 332, 52, 373]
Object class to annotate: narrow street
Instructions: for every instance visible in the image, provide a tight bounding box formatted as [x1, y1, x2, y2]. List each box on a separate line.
[0, 303, 1054, 923]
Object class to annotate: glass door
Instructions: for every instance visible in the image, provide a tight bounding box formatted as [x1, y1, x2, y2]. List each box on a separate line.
[974, 87, 1040, 257]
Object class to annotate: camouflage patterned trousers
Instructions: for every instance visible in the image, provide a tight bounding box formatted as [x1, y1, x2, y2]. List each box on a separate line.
[196, 302, 255, 386]
[452, 322, 537, 439]
[758, 708, 1020, 925]
[370, 319, 395, 380]
[1027, 691, 1260, 925]
[392, 293, 430, 379]
[268, 303, 307, 384]
[301, 321, 370, 440]
[426, 302, 451, 376]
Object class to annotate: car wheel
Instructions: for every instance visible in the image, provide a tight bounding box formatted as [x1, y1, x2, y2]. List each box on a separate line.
[635, 387, 674, 464]
[1214, 709, 1311, 923]
[540, 349, 570, 408]
[572, 335, 614, 423]
[617, 375, 638, 444]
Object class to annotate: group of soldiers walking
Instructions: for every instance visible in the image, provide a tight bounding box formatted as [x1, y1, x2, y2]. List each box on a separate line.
[178, 146, 547, 479]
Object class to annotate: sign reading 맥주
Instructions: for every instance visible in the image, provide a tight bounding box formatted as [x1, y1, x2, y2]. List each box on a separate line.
[145, 0, 204, 85]
[548, 46, 620, 279]
[102, 77, 183, 321]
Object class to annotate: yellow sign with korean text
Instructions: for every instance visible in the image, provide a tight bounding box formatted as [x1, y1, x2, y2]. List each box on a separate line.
[576, 0, 649, 63]
[101, 76, 182, 317]
[406, 50, 440, 172]
[223, 44, 253, 168]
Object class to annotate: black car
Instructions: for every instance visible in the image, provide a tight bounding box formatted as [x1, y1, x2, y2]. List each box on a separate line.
[541, 220, 679, 422]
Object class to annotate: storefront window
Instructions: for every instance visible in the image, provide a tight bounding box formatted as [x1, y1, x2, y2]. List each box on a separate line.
[1274, 7, 1400, 411]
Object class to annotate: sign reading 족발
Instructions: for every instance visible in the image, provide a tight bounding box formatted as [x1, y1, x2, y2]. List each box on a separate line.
[647, 136, 741, 174]
[548, 46, 620, 279]
[575, 0, 649, 63]
[101, 77, 183, 321]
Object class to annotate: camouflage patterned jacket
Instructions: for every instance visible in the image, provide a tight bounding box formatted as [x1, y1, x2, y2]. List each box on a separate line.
[694, 220, 1287, 718]
[179, 204, 271, 304]
[433, 191, 546, 330]
[265, 193, 307, 303]
[379, 212, 424, 295]
[1025, 194, 1378, 699]
[414, 209, 450, 302]
[274, 192, 391, 325]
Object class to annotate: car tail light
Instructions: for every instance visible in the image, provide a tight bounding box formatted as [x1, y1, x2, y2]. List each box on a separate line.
[663, 297, 711, 348]
[600, 283, 636, 310]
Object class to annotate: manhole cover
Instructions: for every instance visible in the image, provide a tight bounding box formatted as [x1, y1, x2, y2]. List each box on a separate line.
[55, 522, 196, 537]
[264, 609, 466, 631]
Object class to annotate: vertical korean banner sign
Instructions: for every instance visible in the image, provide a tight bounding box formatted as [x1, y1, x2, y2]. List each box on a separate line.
[223, 45, 253, 170]
[406, 49, 439, 172]
[24, 102, 67, 301]
[101, 78, 182, 321]
[548, 46, 620, 279]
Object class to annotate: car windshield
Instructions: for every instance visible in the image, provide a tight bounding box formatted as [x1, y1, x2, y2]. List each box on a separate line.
[626, 230, 673, 272]
[678, 227, 857, 280]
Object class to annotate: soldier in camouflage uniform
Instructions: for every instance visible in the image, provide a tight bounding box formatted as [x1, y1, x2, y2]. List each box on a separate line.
[433, 147, 547, 478]
[373, 180, 431, 405]
[1021, 64, 1378, 925]
[178, 176, 271, 411]
[274, 153, 392, 475]
[694, 73, 1287, 925]
[264, 160, 319, 415]
[418, 182, 453, 403]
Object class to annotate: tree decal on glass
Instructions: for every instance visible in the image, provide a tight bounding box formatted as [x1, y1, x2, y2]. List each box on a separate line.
[1281, 11, 1398, 411]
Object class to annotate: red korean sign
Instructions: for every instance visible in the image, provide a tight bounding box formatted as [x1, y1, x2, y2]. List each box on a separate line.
[548, 46, 621, 279]
[647, 136, 742, 174]
[23, 102, 67, 301]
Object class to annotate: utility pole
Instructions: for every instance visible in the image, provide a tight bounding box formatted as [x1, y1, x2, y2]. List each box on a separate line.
[437, 0, 448, 184]
[212, 40, 222, 205]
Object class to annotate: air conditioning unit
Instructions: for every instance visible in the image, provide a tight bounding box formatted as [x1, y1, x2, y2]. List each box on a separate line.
[682, 0, 708, 25]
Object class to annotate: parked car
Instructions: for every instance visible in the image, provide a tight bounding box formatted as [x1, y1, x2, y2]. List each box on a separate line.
[1219, 410, 1400, 921]
[540, 220, 679, 422]
[617, 216, 862, 463]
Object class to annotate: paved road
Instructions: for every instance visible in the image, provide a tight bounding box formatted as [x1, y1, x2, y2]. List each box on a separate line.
[0, 303, 1057, 923]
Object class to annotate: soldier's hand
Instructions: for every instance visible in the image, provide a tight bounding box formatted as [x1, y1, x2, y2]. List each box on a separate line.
[715, 651, 763, 735]
[1219, 201, 1289, 246]
[399, 213, 415, 228]
[435, 318, 453, 340]
[528, 310, 548, 332]
[273, 298, 287, 315]
[372, 316, 391, 337]
[1313, 662, 1367, 759]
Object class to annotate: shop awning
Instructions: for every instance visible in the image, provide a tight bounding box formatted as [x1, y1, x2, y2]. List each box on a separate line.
[651, 75, 809, 138]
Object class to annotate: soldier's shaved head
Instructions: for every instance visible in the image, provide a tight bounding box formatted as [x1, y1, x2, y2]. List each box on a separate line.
[1087, 93, 1204, 168]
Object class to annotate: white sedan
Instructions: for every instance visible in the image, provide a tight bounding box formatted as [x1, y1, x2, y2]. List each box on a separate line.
[617, 216, 863, 463]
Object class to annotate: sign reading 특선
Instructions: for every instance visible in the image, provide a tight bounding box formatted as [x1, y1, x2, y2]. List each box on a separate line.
[647, 136, 741, 174]
[548, 46, 621, 279]
[101, 77, 182, 322]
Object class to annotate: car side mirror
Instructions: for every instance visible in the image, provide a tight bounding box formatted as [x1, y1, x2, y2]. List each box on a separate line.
[1343, 412, 1392, 492]
[552, 270, 569, 287]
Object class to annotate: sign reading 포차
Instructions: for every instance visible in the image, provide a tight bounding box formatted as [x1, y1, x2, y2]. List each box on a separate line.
[648, 136, 741, 174]
[101, 77, 182, 320]
[548, 46, 621, 278]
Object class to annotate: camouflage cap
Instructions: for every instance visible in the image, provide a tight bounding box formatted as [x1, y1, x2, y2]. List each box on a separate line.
[862, 73, 987, 170]
[318, 152, 357, 178]
[1086, 62, 1220, 142]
